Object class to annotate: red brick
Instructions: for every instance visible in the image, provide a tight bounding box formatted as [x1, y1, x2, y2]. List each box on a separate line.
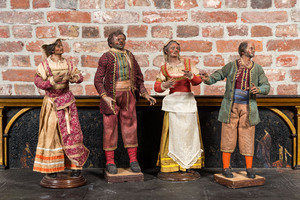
[242, 11, 288, 23]
[127, 25, 148, 38]
[125, 41, 164, 52]
[33, 0, 50, 8]
[104, 26, 124, 38]
[134, 54, 149, 67]
[276, 25, 298, 37]
[228, 55, 240, 62]
[265, 69, 286, 82]
[174, 0, 198, 9]
[290, 70, 300, 82]
[0, 41, 24, 52]
[13, 25, 32, 38]
[179, 40, 212, 52]
[153, 55, 165, 67]
[81, 55, 99, 68]
[153, 0, 170, 9]
[251, 0, 271, 9]
[275, 0, 296, 8]
[267, 40, 300, 51]
[73, 42, 108, 53]
[177, 25, 199, 38]
[3, 69, 35, 82]
[0, 0, 6, 8]
[58, 25, 79, 38]
[216, 40, 263, 53]
[151, 26, 172, 38]
[143, 11, 188, 23]
[15, 84, 35, 95]
[204, 55, 225, 67]
[80, 0, 101, 9]
[82, 26, 100, 38]
[0, 55, 8, 66]
[63, 56, 79, 66]
[47, 11, 91, 23]
[36, 26, 56, 38]
[0, 84, 12, 95]
[83, 72, 91, 82]
[181, 56, 200, 66]
[191, 85, 200, 95]
[202, 26, 224, 38]
[192, 11, 237, 23]
[12, 55, 31, 67]
[34, 55, 42, 66]
[276, 55, 298, 67]
[144, 69, 159, 81]
[105, 0, 125, 9]
[26, 40, 45, 52]
[251, 26, 272, 37]
[277, 84, 297, 95]
[0, 12, 44, 24]
[128, 0, 151, 6]
[227, 25, 248, 36]
[291, 9, 300, 22]
[11, 0, 29, 9]
[252, 55, 272, 67]
[203, 0, 222, 8]
[0, 26, 9, 38]
[85, 85, 98, 95]
[94, 11, 139, 24]
[204, 85, 225, 95]
[225, 0, 247, 8]
[70, 85, 83, 95]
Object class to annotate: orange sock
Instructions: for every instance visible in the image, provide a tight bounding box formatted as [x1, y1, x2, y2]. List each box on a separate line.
[222, 152, 231, 169]
[245, 156, 253, 168]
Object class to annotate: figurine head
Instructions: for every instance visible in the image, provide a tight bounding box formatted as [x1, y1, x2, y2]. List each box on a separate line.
[238, 41, 255, 58]
[41, 39, 63, 59]
[163, 40, 181, 62]
[107, 30, 127, 50]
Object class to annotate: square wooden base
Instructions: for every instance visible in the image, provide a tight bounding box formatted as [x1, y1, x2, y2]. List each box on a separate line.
[104, 168, 144, 184]
[214, 171, 265, 189]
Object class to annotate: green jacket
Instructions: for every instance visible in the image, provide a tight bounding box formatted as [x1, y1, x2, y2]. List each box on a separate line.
[205, 60, 270, 126]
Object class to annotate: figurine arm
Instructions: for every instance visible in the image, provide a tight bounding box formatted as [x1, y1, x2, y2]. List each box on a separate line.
[94, 54, 108, 97]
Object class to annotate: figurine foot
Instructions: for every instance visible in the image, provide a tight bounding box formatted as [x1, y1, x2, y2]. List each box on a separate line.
[222, 168, 233, 178]
[106, 164, 118, 174]
[130, 161, 141, 173]
[47, 173, 57, 178]
[246, 168, 256, 179]
[71, 170, 81, 177]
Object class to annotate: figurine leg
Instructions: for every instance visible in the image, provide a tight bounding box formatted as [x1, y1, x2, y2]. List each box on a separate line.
[245, 156, 256, 178]
[222, 152, 233, 178]
[105, 151, 117, 174]
[127, 147, 141, 172]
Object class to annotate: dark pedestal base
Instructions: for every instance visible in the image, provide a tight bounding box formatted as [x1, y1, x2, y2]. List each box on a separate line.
[104, 168, 144, 184]
[0, 165, 7, 170]
[214, 171, 265, 189]
[40, 172, 87, 189]
[157, 170, 200, 181]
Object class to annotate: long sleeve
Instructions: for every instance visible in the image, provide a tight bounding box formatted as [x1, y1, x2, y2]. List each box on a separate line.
[69, 61, 83, 84]
[257, 65, 270, 95]
[94, 53, 108, 97]
[154, 69, 167, 93]
[34, 62, 54, 90]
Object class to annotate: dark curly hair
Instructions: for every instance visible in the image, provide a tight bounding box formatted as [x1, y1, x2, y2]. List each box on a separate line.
[238, 41, 248, 57]
[107, 30, 126, 48]
[45, 39, 62, 56]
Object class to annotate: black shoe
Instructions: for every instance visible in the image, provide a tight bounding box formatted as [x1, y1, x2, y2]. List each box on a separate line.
[222, 168, 233, 178]
[71, 170, 81, 177]
[246, 168, 256, 179]
[130, 161, 141, 173]
[106, 164, 118, 174]
[47, 173, 57, 178]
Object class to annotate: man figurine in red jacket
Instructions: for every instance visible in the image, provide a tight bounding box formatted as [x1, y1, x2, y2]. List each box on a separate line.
[94, 30, 156, 174]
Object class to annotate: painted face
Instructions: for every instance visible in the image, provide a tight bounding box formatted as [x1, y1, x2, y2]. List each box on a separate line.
[111, 34, 126, 50]
[53, 41, 64, 55]
[244, 42, 255, 58]
[167, 42, 180, 58]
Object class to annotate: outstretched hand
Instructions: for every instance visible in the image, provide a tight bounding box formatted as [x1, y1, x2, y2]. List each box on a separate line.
[182, 70, 193, 79]
[200, 73, 209, 82]
[162, 78, 176, 89]
[143, 93, 156, 106]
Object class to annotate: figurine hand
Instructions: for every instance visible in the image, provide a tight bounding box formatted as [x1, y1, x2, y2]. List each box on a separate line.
[250, 83, 259, 94]
[143, 93, 156, 106]
[182, 70, 193, 79]
[162, 78, 176, 89]
[102, 96, 116, 110]
[53, 72, 66, 83]
[200, 73, 209, 82]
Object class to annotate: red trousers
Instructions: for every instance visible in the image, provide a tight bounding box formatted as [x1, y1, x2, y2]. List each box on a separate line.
[103, 91, 138, 151]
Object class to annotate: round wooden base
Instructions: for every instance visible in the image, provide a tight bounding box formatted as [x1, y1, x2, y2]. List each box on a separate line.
[157, 170, 200, 181]
[40, 172, 87, 189]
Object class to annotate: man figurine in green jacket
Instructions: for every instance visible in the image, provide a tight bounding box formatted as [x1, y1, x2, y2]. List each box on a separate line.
[201, 41, 270, 179]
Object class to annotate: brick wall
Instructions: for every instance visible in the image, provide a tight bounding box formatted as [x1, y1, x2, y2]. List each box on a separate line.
[0, 0, 299, 96]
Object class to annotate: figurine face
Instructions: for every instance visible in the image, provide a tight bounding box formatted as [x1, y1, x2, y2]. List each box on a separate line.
[244, 42, 255, 58]
[53, 41, 64, 55]
[111, 34, 126, 50]
[167, 42, 180, 58]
